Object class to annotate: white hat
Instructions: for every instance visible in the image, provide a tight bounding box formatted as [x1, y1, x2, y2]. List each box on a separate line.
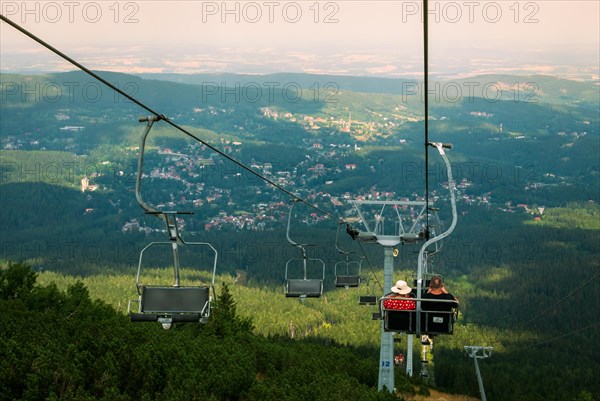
[391, 280, 412, 295]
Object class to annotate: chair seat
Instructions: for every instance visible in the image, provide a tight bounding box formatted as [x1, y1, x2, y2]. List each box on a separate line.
[286, 279, 322, 297]
[335, 275, 361, 287]
[359, 295, 378, 305]
[140, 286, 209, 314]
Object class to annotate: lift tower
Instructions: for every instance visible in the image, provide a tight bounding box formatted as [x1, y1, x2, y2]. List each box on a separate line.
[348, 199, 428, 390]
[464, 346, 494, 401]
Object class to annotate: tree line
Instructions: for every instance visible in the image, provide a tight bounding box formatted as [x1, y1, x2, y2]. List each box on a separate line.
[1, 261, 426, 401]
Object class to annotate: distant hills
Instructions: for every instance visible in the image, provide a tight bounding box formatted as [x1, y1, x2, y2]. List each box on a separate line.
[1, 69, 598, 212]
[139, 71, 599, 102]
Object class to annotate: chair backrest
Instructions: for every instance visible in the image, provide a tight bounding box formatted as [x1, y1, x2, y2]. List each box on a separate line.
[385, 310, 417, 332]
[383, 310, 455, 335]
[419, 310, 455, 334]
[286, 279, 323, 297]
[359, 295, 378, 305]
[141, 286, 209, 313]
[335, 275, 361, 287]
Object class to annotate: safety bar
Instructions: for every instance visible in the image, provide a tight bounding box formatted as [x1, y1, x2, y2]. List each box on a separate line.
[135, 241, 218, 292]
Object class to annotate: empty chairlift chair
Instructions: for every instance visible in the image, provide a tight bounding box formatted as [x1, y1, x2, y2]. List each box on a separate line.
[356, 258, 378, 305]
[127, 212, 218, 328]
[284, 243, 325, 298]
[334, 221, 361, 288]
[359, 295, 378, 305]
[284, 200, 325, 299]
[128, 116, 217, 328]
[335, 267, 361, 288]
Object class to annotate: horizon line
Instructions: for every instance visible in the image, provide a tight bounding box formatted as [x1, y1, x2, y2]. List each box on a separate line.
[1, 69, 599, 83]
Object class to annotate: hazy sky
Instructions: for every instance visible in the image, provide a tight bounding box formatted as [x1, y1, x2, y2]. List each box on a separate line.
[1, 0, 599, 78]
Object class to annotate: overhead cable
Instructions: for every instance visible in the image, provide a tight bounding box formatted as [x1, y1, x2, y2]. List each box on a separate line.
[517, 271, 600, 329]
[423, 0, 430, 237]
[523, 321, 600, 349]
[356, 240, 384, 292]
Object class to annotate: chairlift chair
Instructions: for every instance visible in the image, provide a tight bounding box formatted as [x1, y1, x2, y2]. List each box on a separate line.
[128, 117, 218, 328]
[359, 295, 378, 305]
[356, 259, 378, 305]
[334, 221, 361, 288]
[284, 200, 325, 299]
[285, 255, 325, 298]
[380, 295, 458, 335]
[334, 260, 361, 288]
[127, 213, 218, 328]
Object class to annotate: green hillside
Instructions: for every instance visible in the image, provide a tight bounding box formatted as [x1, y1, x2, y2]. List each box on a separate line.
[1, 262, 408, 401]
[1, 71, 599, 400]
[19, 202, 599, 400]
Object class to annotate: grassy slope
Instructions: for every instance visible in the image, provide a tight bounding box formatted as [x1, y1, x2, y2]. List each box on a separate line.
[26, 205, 600, 400]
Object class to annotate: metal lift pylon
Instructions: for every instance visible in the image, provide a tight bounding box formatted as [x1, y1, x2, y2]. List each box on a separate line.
[347, 199, 428, 390]
[464, 346, 494, 401]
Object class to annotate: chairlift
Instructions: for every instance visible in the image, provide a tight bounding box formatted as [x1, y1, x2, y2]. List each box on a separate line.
[373, 143, 459, 337]
[381, 259, 458, 334]
[380, 295, 458, 335]
[356, 258, 378, 305]
[334, 221, 361, 288]
[284, 200, 325, 299]
[127, 116, 217, 329]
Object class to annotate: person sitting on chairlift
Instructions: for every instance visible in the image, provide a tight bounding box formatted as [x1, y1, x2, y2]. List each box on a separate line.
[383, 280, 416, 310]
[422, 275, 458, 312]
